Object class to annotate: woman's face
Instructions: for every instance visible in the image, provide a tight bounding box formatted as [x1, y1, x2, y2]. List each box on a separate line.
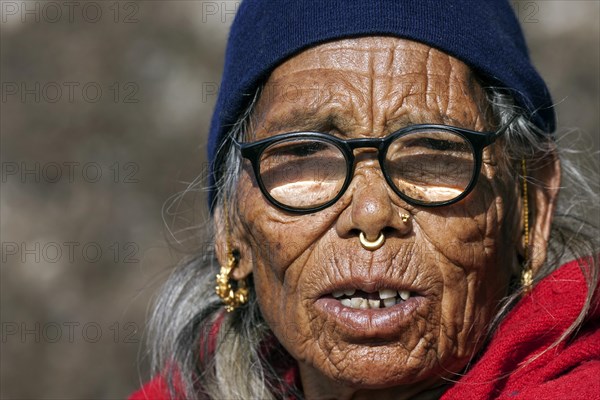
[231, 37, 520, 392]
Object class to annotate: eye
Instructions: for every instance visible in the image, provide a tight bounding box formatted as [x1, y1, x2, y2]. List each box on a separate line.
[422, 138, 467, 151]
[273, 141, 330, 157]
[401, 135, 470, 153]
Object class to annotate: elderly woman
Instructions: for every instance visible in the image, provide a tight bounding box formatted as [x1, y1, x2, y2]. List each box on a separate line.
[131, 1, 599, 399]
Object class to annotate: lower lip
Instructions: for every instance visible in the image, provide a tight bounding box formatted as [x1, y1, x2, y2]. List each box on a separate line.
[313, 296, 427, 340]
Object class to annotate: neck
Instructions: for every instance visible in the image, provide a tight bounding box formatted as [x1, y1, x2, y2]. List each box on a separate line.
[298, 363, 449, 400]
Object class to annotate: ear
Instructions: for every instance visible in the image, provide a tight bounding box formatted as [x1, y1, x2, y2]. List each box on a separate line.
[213, 204, 254, 281]
[524, 150, 561, 276]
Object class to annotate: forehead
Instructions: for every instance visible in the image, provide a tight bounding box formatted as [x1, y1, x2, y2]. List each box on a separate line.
[274, 36, 458, 78]
[252, 37, 490, 137]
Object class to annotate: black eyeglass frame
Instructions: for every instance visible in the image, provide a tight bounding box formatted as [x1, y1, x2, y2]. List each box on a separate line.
[233, 118, 514, 214]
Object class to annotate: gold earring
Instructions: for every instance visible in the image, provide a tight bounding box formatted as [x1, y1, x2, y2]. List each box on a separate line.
[401, 213, 410, 223]
[520, 158, 533, 292]
[215, 253, 249, 312]
[215, 193, 249, 312]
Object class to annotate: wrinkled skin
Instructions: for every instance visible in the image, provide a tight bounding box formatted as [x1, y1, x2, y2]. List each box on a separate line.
[215, 37, 560, 400]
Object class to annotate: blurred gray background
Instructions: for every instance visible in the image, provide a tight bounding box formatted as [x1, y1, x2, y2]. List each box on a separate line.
[0, 1, 598, 398]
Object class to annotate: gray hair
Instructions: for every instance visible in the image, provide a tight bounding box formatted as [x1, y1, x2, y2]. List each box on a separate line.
[147, 87, 599, 399]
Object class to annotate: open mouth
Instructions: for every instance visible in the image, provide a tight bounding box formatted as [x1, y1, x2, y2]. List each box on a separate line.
[324, 288, 414, 310]
[314, 285, 426, 339]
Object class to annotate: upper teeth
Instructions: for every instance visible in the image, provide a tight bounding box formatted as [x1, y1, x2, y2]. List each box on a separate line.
[333, 289, 357, 298]
[332, 289, 412, 309]
[379, 289, 396, 299]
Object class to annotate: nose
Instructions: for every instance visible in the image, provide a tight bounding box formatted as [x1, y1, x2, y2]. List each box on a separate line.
[336, 167, 412, 244]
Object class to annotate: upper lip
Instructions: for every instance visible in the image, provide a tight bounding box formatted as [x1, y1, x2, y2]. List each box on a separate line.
[317, 279, 425, 298]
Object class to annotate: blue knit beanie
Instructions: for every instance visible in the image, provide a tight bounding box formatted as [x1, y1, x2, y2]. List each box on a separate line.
[207, 0, 555, 209]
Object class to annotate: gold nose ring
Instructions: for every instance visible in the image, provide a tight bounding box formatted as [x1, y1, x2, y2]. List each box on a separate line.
[359, 231, 385, 251]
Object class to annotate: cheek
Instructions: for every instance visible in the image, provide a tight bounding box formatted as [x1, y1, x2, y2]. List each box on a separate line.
[252, 255, 318, 365]
[237, 172, 341, 364]
[237, 166, 338, 271]
[424, 177, 514, 366]
[435, 253, 509, 368]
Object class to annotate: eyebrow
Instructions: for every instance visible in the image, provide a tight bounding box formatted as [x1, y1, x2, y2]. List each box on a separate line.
[256, 107, 475, 138]
[259, 108, 341, 135]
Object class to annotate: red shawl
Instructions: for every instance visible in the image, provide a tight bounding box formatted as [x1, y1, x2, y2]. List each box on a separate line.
[130, 259, 600, 399]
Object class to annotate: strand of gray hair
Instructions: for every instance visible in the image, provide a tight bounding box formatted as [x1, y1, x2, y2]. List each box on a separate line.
[146, 87, 599, 399]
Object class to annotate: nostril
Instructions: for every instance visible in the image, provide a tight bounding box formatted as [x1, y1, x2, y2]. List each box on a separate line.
[353, 228, 381, 242]
[351, 228, 378, 241]
[350, 228, 362, 238]
[382, 226, 396, 236]
[357, 226, 397, 241]
[350, 219, 412, 244]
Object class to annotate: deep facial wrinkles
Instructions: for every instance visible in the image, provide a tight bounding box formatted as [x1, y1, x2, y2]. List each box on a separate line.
[232, 37, 517, 399]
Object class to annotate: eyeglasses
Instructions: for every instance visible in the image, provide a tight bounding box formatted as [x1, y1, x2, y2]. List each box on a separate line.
[233, 119, 513, 214]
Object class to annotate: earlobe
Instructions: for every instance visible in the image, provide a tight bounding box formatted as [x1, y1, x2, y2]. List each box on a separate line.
[213, 201, 254, 312]
[525, 151, 561, 276]
[213, 204, 254, 281]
